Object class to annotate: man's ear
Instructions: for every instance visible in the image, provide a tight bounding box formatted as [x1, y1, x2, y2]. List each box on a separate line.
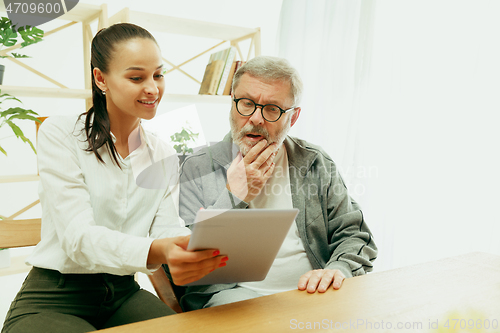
[93, 68, 107, 92]
[290, 107, 301, 127]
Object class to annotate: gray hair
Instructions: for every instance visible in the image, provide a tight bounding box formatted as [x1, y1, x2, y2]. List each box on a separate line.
[232, 56, 303, 106]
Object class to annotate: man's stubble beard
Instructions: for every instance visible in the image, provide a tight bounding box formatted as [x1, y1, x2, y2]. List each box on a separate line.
[229, 109, 292, 156]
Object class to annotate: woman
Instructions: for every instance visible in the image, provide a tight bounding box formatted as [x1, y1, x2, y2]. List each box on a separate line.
[2, 23, 226, 333]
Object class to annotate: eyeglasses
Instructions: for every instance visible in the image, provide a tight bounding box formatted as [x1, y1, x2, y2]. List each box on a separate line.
[233, 97, 295, 122]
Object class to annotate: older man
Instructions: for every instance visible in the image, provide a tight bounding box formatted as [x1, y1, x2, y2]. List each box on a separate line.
[177, 56, 377, 311]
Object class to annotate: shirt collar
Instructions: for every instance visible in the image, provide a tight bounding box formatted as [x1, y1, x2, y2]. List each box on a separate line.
[110, 131, 117, 144]
[138, 122, 153, 150]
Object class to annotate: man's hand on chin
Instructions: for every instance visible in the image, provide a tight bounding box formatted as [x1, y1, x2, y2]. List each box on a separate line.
[226, 139, 277, 202]
[298, 269, 346, 293]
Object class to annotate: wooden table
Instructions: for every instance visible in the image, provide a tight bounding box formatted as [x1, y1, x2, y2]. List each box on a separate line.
[97, 252, 500, 332]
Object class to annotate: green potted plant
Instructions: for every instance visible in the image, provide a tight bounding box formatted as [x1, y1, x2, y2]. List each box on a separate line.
[0, 16, 44, 84]
[0, 91, 41, 156]
[170, 125, 199, 164]
[0, 18, 43, 267]
[0, 16, 44, 154]
[0, 93, 41, 267]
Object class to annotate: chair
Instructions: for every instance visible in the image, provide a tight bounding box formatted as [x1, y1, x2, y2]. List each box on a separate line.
[0, 217, 184, 312]
[0, 218, 41, 276]
[0, 218, 41, 249]
[148, 267, 184, 313]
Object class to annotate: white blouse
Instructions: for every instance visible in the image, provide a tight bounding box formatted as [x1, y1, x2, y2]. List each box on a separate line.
[27, 115, 190, 276]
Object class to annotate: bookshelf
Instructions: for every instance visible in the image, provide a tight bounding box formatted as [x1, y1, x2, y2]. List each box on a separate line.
[0, 175, 39, 184]
[0, 5, 260, 103]
[0, 3, 109, 239]
[0, 4, 260, 224]
[0, 85, 91, 99]
[0, 86, 232, 103]
[108, 7, 261, 90]
[0, 2, 109, 231]
[0, 2, 108, 109]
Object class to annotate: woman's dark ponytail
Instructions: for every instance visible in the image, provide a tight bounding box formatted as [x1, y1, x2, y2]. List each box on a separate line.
[78, 23, 157, 166]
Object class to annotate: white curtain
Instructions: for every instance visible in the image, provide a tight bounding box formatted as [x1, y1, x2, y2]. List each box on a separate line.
[277, 0, 500, 271]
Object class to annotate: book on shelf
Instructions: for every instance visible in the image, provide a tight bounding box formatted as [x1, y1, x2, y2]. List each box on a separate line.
[198, 46, 237, 96]
[221, 61, 237, 95]
[224, 60, 245, 96]
[198, 59, 225, 95]
[216, 47, 237, 95]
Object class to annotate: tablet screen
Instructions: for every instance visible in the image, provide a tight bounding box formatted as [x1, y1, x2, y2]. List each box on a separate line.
[184, 208, 299, 286]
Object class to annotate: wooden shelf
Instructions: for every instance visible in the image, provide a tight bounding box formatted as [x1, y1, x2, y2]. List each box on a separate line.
[0, 255, 31, 277]
[0, 6, 258, 104]
[0, 86, 231, 104]
[0, 2, 108, 110]
[0, 85, 91, 99]
[59, 3, 103, 22]
[125, 11, 259, 41]
[0, 3, 258, 41]
[0, 174, 39, 184]
[164, 94, 231, 104]
[108, 8, 261, 74]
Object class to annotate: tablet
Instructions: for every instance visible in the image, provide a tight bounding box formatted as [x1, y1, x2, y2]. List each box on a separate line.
[183, 208, 299, 286]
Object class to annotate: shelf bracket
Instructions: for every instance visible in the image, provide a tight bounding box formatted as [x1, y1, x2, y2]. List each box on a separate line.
[6, 199, 40, 220]
[7, 58, 68, 89]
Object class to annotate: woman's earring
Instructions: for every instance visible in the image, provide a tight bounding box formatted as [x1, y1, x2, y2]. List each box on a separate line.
[102, 90, 106, 95]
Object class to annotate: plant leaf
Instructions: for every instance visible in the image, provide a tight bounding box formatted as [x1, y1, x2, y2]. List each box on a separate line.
[1, 107, 39, 118]
[26, 137, 37, 154]
[11, 52, 30, 58]
[8, 113, 41, 123]
[173, 144, 182, 154]
[5, 120, 24, 139]
[0, 17, 12, 31]
[0, 144, 6, 156]
[18, 25, 44, 47]
[170, 126, 199, 155]
[0, 27, 18, 47]
[5, 119, 37, 154]
[2, 107, 40, 118]
[0, 94, 23, 105]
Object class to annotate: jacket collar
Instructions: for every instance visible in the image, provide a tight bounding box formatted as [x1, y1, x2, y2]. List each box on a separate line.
[284, 136, 318, 177]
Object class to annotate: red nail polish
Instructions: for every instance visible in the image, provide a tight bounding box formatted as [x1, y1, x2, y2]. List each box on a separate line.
[213, 250, 220, 256]
[218, 262, 227, 268]
[221, 256, 229, 262]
